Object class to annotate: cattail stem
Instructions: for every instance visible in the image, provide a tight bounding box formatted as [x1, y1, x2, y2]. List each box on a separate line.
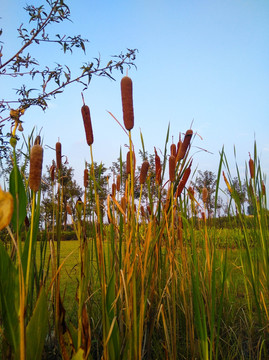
[25, 191, 36, 295]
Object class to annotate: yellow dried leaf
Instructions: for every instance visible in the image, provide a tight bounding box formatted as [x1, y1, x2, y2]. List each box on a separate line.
[0, 187, 14, 230]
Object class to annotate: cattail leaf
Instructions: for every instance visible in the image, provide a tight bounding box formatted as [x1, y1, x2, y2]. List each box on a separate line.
[0, 242, 20, 353]
[26, 287, 48, 360]
[9, 165, 27, 232]
[106, 270, 120, 358]
[71, 349, 85, 359]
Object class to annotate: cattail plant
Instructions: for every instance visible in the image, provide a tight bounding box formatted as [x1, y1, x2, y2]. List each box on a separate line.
[116, 174, 121, 192]
[140, 160, 149, 185]
[170, 143, 177, 157]
[121, 76, 134, 131]
[81, 95, 94, 146]
[84, 169, 89, 188]
[178, 129, 193, 160]
[249, 154, 254, 179]
[169, 155, 176, 182]
[50, 162, 56, 182]
[176, 163, 192, 197]
[121, 196, 127, 213]
[126, 151, 136, 175]
[202, 186, 208, 204]
[29, 144, 43, 192]
[34, 135, 41, 145]
[155, 147, 162, 185]
[56, 141, 62, 170]
[111, 183, 117, 198]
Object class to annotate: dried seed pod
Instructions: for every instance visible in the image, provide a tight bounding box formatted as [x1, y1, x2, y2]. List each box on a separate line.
[56, 142, 62, 169]
[249, 155, 254, 179]
[178, 130, 193, 160]
[81, 104, 94, 146]
[84, 169, 89, 188]
[202, 187, 208, 203]
[140, 161, 149, 185]
[121, 76, 134, 131]
[18, 122, 24, 132]
[147, 205, 152, 216]
[154, 148, 161, 185]
[176, 164, 191, 197]
[169, 155, 176, 182]
[111, 183, 116, 198]
[116, 174, 121, 192]
[29, 144, 43, 192]
[126, 151, 136, 175]
[170, 143, 177, 157]
[141, 205, 146, 218]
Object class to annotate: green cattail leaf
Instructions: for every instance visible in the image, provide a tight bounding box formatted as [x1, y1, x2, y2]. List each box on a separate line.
[0, 242, 20, 354]
[9, 165, 27, 232]
[106, 270, 120, 359]
[71, 348, 85, 360]
[26, 287, 48, 360]
[140, 129, 146, 158]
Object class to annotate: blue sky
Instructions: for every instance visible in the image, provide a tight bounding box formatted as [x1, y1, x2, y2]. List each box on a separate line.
[1, 0, 269, 193]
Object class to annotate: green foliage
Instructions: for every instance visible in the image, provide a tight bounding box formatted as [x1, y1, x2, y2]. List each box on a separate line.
[26, 288, 48, 360]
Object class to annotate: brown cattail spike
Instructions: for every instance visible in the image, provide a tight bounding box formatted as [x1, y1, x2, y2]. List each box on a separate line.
[112, 183, 116, 198]
[121, 76, 134, 131]
[154, 147, 161, 185]
[34, 135, 41, 145]
[121, 197, 127, 213]
[176, 163, 192, 197]
[126, 151, 136, 175]
[81, 104, 94, 146]
[29, 144, 43, 192]
[178, 129, 193, 160]
[66, 205, 72, 216]
[140, 161, 149, 185]
[170, 143, 177, 157]
[202, 187, 208, 204]
[262, 181, 266, 196]
[116, 174, 121, 192]
[249, 154, 254, 179]
[50, 163, 55, 182]
[56, 142, 62, 169]
[84, 169, 89, 188]
[169, 155, 176, 182]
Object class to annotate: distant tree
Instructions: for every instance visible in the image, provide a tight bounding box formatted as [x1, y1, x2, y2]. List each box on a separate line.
[110, 149, 165, 205]
[86, 162, 110, 221]
[226, 177, 247, 213]
[41, 163, 83, 230]
[0, 0, 137, 159]
[192, 170, 221, 217]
